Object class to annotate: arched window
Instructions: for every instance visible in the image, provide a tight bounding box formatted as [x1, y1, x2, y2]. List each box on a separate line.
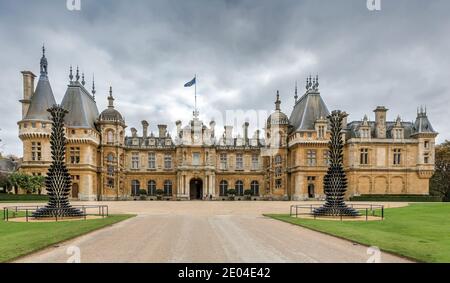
[251, 181, 259, 196]
[107, 153, 114, 163]
[131, 180, 140, 196]
[235, 180, 244, 196]
[219, 180, 228, 196]
[148, 180, 156, 196]
[164, 180, 172, 196]
[107, 130, 114, 144]
[275, 155, 282, 165]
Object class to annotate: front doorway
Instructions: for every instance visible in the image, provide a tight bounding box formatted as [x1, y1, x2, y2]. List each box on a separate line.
[72, 183, 79, 199]
[308, 184, 315, 198]
[189, 178, 203, 200]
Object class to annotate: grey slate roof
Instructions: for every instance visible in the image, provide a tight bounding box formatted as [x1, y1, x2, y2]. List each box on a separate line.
[346, 121, 415, 139]
[24, 76, 56, 121]
[412, 113, 437, 135]
[289, 90, 330, 132]
[61, 82, 99, 129]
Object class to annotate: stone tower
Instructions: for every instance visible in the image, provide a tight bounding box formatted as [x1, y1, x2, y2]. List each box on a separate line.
[98, 87, 127, 200]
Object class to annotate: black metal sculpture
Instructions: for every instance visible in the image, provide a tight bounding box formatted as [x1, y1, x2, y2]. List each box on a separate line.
[313, 110, 359, 217]
[33, 105, 84, 218]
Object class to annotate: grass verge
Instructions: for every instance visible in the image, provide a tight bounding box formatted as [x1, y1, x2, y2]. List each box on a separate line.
[0, 214, 135, 262]
[265, 203, 450, 263]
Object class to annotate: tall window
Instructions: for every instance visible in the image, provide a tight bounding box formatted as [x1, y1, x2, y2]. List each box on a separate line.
[131, 152, 139, 169]
[164, 180, 172, 196]
[192, 152, 200, 166]
[307, 150, 316, 166]
[323, 150, 330, 166]
[148, 180, 156, 196]
[164, 153, 172, 169]
[424, 153, 430, 164]
[360, 148, 369, 165]
[236, 153, 243, 170]
[131, 180, 140, 196]
[424, 140, 430, 149]
[235, 180, 244, 196]
[69, 147, 81, 164]
[275, 155, 282, 165]
[275, 167, 282, 177]
[393, 149, 402, 165]
[148, 152, 156, 169]
[220, 153, 227, 170]
[252, 154, 259, 170]
[106, 153, 115, 188]
[275, 178, 282, 188]
[31, 142, 42, 161]
[107, 130, 114, 144]
[219, 180, 228, 196]
[250, 181, 259, 196]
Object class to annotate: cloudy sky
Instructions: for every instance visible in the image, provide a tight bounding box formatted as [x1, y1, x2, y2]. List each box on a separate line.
[0, 0, 449, 156]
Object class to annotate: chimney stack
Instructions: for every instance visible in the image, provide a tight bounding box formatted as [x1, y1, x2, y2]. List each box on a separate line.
[224, 126, 233, 145]
[158, 124, 167, 138]
[20, 71, 36, 119]
[243, 122, 249, 144]
[210, 121, 216, 138]
[131, 127, 138, 138]
[141, 120, 149, 138]
[176, 120, 182, 137]
[374, 106, 388, 138]
[341, 111, 348, 130]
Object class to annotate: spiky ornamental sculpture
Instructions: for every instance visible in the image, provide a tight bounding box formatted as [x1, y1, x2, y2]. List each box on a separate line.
[33, 105, 84, 218]
[313, 110, 359, 217]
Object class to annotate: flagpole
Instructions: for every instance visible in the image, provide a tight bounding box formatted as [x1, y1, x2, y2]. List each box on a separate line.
[194, 74, 197, 116]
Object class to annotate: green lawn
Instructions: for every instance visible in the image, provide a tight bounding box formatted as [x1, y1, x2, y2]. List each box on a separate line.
[0, 214, 135, 262]
[266, 203, 450, 263]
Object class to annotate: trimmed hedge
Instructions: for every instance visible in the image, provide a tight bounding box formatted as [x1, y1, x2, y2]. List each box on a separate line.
[349, 194, 442, 202]
[0, 194, 49, 202]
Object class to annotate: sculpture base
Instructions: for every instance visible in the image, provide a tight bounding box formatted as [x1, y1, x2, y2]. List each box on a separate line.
[32, 206, 85, 218]
[313, 204, 360, 217]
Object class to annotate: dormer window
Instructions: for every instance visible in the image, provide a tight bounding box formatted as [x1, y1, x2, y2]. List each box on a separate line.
[360, 128, 370, 139]
[318, 125, 325, 139]
[393, 129, 403, 139]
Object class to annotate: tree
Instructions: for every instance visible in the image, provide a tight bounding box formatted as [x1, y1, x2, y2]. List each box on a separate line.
[30, 175, 45, 195]
[8, 172, 45, 194]
[430, 140, 450, 201]
[0, 173, 12, 193]
[9, 172, 29, 194]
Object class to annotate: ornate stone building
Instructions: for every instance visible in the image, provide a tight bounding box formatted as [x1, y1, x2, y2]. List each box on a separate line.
[18, 49, 438, 200]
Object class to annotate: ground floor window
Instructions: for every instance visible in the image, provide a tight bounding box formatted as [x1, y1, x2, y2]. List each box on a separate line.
[164, 180, 172, 196]
[250, 181, 259, 196]
[131, 180, 140, 196]
[219, 180, 228, 196]
[148, 180, 156, 196]
[235, 180, 244, 196]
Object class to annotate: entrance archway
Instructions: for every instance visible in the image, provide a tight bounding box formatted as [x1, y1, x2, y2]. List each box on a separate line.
[308, 184, 315, 198]
[72, 183, 79, 199]
[189, 178, 203, 200]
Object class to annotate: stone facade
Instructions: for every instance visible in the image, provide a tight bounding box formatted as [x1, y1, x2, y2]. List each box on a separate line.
[17, 49, 438, 200]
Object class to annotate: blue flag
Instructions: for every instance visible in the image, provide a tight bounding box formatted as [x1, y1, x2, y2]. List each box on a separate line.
[184, 77, 196, 87]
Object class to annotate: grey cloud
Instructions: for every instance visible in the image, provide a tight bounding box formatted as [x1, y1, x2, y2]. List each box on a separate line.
[0, 0, 448, 156]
